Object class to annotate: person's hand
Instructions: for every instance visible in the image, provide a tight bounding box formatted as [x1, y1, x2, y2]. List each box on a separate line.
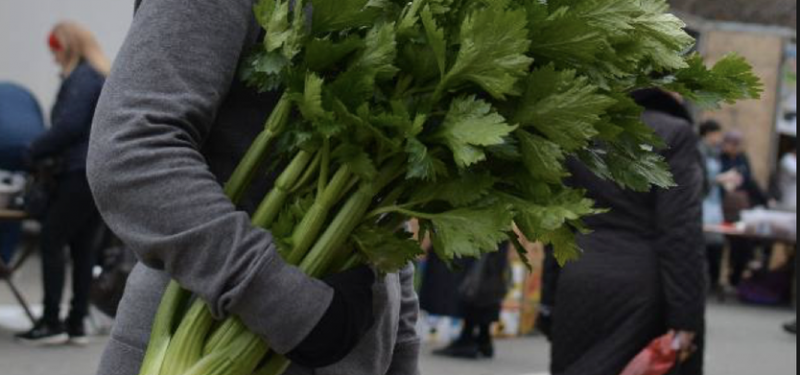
[286, 266, 376, 368]
[718, 170, 744, 192]
[674, 330, 697, 363]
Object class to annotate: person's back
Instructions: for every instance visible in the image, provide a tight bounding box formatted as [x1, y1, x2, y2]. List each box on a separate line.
[0, 82, 46, 171]
[549, 90, 705, 375]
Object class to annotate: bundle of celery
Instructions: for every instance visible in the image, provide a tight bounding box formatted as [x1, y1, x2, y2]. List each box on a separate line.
[138, 0, 761, 374]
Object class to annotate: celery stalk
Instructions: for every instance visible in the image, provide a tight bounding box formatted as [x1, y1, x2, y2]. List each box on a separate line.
[300, 182, 376, 277]
[160, 299, 216, 375]
[286, 166, 354, 265]
[252, 150, 315, 228]
[224, 95, 291, 204]
[203, 317, 247, 356]
[181, 332, 268, 375]
[138, 281, 191, 375]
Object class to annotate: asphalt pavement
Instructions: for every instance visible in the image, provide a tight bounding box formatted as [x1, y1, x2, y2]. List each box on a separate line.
[0, 258, 795, 375]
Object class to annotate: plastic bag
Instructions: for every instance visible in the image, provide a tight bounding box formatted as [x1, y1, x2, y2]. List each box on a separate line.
[620, 332, 679, 375]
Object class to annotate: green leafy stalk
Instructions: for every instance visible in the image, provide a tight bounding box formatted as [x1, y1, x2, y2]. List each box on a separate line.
[287, 166, 354, 265]
[181, 332, 269, 375]
[203, 317, 247, 356]
[299, 181, 377, 277]
[224, 95, 292, 204]
[252, 150, 315, 228]
[160, 299, 216, 375]
[137, 281, 192, 375]
[299, 157, 403, 277]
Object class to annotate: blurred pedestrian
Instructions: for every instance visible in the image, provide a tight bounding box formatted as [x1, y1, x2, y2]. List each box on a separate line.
[545, 89, 706, 375]
[15, 22, 109, 346]
[422, 245, 510, 360]
[720, 131, 768, 287]
[777, 148, 797, 211]
[0, 82, 46, 263]
[699, 120, 726, 291]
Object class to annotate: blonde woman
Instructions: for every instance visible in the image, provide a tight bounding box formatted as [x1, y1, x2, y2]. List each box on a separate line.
[16, 22, 109, 346]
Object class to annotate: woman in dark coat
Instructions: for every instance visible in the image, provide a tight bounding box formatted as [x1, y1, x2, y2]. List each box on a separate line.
[15, 22, 109, 346]
[546, 89, 706, 375]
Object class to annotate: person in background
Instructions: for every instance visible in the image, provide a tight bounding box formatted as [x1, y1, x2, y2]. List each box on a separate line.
[15, 22, 109, 346]
[0, 83, 46, 264]
[545, 89, 705, 375]
[777, 148, 797, 212]
[699, 120, 726, 293]
[720, 131, 768, 287]
[422, 245, 510, 360]
[778, 145, 796, 335]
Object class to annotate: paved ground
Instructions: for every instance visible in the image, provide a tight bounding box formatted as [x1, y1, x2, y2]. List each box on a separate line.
[1, 258, 796, 375]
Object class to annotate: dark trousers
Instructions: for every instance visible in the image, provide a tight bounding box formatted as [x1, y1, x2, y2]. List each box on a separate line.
[729, 238, 755, 287]
[706, 244, 724, 287]
[0, 223, 21, 264]
[40, 171, 100, 327]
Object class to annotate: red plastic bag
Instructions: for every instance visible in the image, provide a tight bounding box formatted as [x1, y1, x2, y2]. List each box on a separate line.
[620, 332, 679, 375]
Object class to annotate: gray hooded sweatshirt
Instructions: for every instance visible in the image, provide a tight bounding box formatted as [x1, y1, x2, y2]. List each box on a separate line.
[87, 0, 421, 374]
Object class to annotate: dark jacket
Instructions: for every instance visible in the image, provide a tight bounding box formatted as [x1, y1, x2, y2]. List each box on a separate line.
[721, 152, 768, 207]
[29, 62, 105, 173]
[549, 96, 706, 375]
[0, 83, 45, 171]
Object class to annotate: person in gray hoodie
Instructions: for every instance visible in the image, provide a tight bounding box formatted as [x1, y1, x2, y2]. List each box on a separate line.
[87, 0, 421, 374]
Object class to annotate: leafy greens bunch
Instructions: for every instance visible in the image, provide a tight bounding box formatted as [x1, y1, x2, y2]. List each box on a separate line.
[139, 0, 762, 374]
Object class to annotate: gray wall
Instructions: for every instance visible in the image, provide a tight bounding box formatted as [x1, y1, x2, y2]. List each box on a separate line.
[0, 0, 133, 120]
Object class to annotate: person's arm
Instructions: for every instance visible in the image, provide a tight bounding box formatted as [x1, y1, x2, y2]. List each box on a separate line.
[29, 68, 101, 161]
[386, 263, 422, 375]
[87, 0, 332, 355]
[653, 120, 706, 335]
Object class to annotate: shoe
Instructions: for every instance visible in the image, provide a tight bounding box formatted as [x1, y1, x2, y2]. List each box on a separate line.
[67, 322, 90, 346]
[784, 321, 797, 335]
[478, 342, 495, 359]
[433, 340, 481, 359]
[15, 320, 68, 346]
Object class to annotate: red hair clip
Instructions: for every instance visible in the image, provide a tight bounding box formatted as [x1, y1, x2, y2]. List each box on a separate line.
[48, 32, 63, 51]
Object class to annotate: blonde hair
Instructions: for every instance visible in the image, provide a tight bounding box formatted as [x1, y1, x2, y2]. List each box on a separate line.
[50, 22, 111, 77]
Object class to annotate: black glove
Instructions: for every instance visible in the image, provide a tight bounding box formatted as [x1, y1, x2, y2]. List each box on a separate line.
[287, 265, 376, 368]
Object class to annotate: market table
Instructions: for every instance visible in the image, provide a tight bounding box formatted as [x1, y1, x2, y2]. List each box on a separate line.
[0, 209, 37, 324]
[704, 223, 797, 245]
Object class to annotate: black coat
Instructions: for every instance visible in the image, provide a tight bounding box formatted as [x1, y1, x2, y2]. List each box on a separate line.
[420, 246, 510, 324]
[549, 108, 707, 375]
[29, 62, 105, 173]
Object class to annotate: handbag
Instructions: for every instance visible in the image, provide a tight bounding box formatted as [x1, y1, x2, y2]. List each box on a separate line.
[458, 247, 511, 308]
[22, 159, 61, 219]
[90, 228, 136, 317]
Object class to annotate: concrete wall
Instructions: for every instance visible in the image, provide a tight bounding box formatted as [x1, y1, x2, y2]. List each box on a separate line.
[0, 0, 133, 119]
[700, 30, 787, 187]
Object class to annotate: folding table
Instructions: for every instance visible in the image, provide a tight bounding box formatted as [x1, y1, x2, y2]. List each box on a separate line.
[0, 209, 36, 324]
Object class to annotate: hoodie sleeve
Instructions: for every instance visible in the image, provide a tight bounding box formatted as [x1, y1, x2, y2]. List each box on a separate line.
[87, 0, 332, 354]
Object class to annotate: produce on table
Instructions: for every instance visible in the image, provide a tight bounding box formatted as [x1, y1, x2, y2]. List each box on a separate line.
[138, 0, 762, 374]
